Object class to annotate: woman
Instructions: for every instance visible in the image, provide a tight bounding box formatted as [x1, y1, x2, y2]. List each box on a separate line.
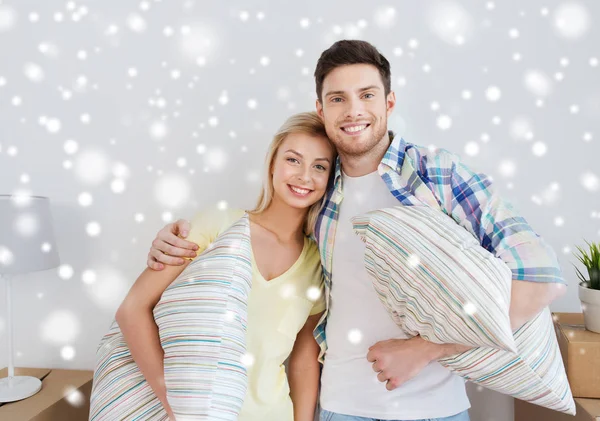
[90, 112, 335, 421]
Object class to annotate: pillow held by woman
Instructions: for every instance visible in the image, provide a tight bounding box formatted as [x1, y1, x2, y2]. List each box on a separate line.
[90, 214, 253, 421]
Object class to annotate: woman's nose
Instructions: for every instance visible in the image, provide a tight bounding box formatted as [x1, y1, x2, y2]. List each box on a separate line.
[296, 166, 311, 183]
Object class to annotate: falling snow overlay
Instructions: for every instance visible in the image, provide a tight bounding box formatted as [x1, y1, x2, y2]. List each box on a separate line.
[0, 2, 598, 419]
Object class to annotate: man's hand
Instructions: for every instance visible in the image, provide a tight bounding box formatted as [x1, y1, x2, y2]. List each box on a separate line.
[367, 336, 472, 391]
[367, 336, 440, 391]
[146, 219, 198, 270]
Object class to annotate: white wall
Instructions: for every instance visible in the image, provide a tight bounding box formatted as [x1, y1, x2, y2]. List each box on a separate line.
[1, 1, 598, 420]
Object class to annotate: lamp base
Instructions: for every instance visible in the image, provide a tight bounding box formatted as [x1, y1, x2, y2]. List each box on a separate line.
[0, 375, 42, 403]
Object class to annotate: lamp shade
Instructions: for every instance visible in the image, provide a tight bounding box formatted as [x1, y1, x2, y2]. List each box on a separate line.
[0, 195, 60, 275]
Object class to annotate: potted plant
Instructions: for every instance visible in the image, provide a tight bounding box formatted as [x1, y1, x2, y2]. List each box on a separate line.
[575, 241, 600, 333]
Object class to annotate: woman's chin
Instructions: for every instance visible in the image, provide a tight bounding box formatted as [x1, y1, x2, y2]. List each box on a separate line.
[282, 196, 317, 210]
[286, 201, 314, 210]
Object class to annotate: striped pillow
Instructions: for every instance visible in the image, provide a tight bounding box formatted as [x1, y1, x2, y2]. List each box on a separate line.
[352, 206, 575, 414]
[90, 214, 253, 421]
[352, 206, 516, 352]
[440, 308, 574, 414]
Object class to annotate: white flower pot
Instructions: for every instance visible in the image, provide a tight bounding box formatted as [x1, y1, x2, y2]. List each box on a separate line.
[579, 285, 600, 334]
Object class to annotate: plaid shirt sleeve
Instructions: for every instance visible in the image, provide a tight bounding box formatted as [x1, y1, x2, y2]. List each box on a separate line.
[420, 147, 565, 284]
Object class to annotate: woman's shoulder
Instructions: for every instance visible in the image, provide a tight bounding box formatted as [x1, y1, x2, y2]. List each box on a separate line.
[187, 207, 247, 243]
[190, 207, 245, 227]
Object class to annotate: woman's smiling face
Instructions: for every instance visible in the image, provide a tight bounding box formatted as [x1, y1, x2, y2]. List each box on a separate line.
[270, 132, 334, 210]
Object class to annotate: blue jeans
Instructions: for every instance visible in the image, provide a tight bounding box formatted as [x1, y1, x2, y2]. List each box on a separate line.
[319, 409, 470, 421]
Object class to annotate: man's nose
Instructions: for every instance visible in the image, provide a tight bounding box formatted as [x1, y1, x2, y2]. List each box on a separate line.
[344, 97, 365, 119]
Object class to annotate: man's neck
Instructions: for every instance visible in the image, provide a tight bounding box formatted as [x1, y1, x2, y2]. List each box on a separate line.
[340, 131, 391, 177]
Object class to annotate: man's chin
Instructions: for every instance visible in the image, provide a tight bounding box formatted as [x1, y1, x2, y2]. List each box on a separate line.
[335, 133, 376, 150]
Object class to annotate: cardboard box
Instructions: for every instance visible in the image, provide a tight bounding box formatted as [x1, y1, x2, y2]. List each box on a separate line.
[554, 313, 600, 398]
[0, 367, 93, 421]
[515, 398, 600, 421]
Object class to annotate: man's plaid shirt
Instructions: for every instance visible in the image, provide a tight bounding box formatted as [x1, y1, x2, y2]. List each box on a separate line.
[311, 132, 565, 363]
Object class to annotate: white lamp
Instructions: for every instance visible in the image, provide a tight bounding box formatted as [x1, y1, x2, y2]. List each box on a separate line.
[0, 194, 60, 402]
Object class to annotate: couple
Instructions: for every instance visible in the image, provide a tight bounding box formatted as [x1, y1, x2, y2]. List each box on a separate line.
[111, 40, 566, 421]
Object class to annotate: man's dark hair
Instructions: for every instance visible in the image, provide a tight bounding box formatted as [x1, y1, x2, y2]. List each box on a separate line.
[314, 40, 391, 102]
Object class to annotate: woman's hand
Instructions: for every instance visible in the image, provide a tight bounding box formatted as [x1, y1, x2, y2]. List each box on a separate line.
[116, 265, 190, 421]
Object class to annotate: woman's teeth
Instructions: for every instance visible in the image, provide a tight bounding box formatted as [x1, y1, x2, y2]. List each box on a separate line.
[290, 185, 311, 195]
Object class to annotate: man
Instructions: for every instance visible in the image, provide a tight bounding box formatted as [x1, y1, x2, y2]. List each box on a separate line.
[147, 40, 566, 421]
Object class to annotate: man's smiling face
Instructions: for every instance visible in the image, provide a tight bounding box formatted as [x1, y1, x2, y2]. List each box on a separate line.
[316, 63, 395, 159]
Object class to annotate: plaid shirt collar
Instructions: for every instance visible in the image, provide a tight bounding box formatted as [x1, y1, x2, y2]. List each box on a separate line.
[331, 131, 403, 190]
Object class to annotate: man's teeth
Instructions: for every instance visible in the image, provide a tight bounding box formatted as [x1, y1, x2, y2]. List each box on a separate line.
[290, 186, 310, 195]
[343, 125, 367, 133]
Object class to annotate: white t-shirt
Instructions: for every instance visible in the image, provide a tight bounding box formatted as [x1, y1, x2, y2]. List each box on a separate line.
[320, 170, 471, 420]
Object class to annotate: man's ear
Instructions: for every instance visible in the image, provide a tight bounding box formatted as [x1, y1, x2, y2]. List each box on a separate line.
[316, 99, 324, 119]
[386, 91, 396, 117]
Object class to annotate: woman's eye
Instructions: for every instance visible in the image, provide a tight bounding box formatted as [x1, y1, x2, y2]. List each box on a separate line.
[286, 157, 299, 164]
[315, 165, 327, 171]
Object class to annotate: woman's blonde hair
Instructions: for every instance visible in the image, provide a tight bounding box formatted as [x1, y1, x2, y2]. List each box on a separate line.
[249, 112, 335, 236]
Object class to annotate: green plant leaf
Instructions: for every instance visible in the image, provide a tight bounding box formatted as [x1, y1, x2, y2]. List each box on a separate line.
[575, 266, 587, 284]
[575, 241, 600, 290]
